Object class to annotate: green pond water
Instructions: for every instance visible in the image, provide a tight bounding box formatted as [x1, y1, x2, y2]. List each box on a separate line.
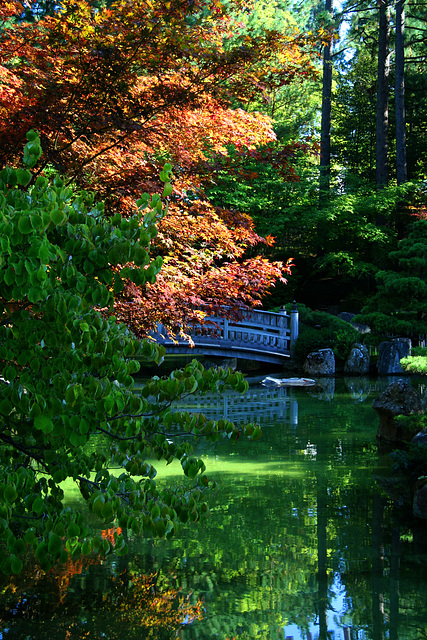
[1, 376, 427, 640]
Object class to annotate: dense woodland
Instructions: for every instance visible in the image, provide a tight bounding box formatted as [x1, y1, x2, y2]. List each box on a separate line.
[0, 0, 426, 601]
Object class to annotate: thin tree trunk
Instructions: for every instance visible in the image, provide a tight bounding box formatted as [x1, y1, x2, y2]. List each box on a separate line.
[375, 0, 390, 188]
[319, 0, 333, 200]
[395, 0, 407, 184]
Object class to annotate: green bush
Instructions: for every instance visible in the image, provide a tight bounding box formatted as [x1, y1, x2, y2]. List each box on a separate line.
[412, 347, 427, 357]
[401, 348, 427, 375]
[292, 326, 332, 363]
[290, 305, 360, 363]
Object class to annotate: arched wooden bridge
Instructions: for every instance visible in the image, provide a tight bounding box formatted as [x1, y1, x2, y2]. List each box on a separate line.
[151, 306, 299, 365]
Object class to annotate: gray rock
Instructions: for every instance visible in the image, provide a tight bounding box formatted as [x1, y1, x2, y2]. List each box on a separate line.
[338, 312, 356, 323]
[344, 343, 370, 375]
[352, 321, 371, 334]
[372, 380, 422, 442]
[377, 338, 412, 375]
[203, 357, 237, 371]
[221, 357, 238, 371]
[303, 348, 335, 376]
[337, 312, 370, 334]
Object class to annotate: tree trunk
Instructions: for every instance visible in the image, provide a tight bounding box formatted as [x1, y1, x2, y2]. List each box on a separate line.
[319, 0, 333, 199]
[395, 0, 407, 184]
[375, 0, 390, 188]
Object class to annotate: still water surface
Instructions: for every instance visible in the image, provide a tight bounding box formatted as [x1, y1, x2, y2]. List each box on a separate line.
[1, 376, 427, 640]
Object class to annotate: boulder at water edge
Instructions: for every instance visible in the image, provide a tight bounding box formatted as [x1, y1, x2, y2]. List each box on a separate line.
[303, 348, 335, 376]
[372, 380, 422, 442]
[203, 357, 237, 371]
[344, 343, 370, 375]
[377, 338, 411, 375]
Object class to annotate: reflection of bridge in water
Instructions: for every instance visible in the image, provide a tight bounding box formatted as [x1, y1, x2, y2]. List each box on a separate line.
[152, 306, 299, 365]
[173, 385, 299, 426]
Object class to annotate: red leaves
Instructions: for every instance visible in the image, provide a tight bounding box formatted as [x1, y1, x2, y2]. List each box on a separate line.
[0, 0, 319, 172]
[114, 255, 291, 338]
[0, 0, 317, 337]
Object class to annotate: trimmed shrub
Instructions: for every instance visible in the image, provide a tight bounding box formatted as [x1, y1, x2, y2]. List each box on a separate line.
[290, 305, 360, 364]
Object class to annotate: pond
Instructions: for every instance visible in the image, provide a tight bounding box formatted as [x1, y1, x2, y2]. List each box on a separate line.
[1, 376, 427, 640]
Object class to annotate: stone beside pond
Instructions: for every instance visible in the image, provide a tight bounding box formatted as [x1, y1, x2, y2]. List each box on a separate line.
[373, 381, 427, 521]
[377, 338, 412, 375]
[303, 348, 335, 376]
[372, 379, 423, 443]
[344, 343, 370, 375]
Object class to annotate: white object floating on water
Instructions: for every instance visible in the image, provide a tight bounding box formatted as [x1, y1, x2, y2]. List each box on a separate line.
[261, 376, 316, 387]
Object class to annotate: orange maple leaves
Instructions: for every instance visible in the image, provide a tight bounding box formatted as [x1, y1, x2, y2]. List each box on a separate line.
[0, 0, 318, 334]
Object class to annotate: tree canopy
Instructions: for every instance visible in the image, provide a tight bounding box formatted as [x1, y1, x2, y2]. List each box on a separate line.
[0, 0, 319, 334]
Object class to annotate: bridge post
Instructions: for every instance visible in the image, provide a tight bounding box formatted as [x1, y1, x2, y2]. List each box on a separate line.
[278, 307, 287, 351]
[290, 301, 299, 353]
[223, 317, 229, 340]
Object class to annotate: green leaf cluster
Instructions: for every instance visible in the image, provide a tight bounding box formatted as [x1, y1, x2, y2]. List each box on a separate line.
[356, 219, 427, 340]
[0, 135, 253, 573]
[401, 347, 427, 376]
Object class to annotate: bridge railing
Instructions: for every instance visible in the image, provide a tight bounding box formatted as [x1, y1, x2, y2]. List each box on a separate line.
[191, 308, 294, 351]
[153, 304, 299, 359]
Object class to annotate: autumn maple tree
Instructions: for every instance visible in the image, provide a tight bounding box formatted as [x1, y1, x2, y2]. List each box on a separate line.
[0, 0, 319, 334]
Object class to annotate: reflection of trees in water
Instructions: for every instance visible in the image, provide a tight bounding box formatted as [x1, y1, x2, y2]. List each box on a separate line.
[132, 472, 320, 640]
[133, 463, 379, 637]
[0, 530, 202, 640]
[2, 385, 427, 640]
[144, 392, 427, 640]
[338, 496, 427, 640]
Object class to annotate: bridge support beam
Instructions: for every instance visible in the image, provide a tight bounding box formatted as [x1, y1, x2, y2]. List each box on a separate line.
[290, 301, 299, 354]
